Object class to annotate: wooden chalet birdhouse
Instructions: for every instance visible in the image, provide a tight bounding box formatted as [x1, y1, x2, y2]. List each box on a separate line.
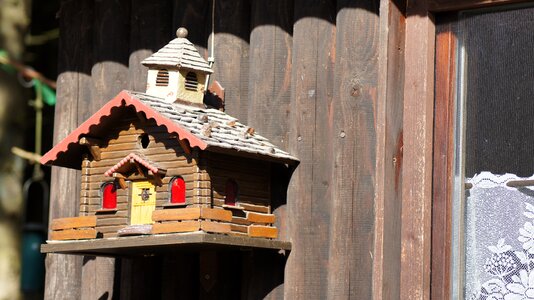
[41, 28, 298, 255]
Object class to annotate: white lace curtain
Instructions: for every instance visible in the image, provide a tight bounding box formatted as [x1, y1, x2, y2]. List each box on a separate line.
[467, 172, 534, 300]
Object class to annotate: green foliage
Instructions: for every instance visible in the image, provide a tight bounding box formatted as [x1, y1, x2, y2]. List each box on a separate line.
[34, 79, 56, 106]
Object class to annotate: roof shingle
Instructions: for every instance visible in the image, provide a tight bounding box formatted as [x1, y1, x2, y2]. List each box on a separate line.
[128, 91, 297, 162]
[141, 38, 213, 73]
[40, 90, 298, 170]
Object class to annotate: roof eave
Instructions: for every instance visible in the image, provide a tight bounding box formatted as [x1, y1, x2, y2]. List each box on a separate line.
[141, 62, 213, 74]
[204, 145, 300, 167]
[40, 90, 209, 169]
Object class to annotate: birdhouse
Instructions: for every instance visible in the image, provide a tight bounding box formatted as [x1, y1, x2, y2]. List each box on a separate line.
[40, 28, 298, 256]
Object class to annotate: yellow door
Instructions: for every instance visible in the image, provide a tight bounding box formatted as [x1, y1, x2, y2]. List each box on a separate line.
[131, 181, 156, 225]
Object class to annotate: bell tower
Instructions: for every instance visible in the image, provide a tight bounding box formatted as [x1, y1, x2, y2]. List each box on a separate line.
[142, 28, 213, 105]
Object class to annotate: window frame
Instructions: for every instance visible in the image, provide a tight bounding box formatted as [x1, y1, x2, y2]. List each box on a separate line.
[432, 15, 459, 299]
[431, 3, 534, 298]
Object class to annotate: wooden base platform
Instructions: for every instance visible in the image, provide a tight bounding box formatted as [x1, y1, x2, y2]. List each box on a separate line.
[41, 232, 291, 257]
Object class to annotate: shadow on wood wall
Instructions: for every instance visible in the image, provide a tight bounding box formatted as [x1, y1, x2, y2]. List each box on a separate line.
[46, 0, 408, 299]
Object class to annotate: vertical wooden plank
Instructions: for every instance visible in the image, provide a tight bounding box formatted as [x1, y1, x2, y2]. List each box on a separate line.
[286, 1, 336, 299]
[327, 1, 380, 298]
[374, 0, 405, 299]
[44, 1, 94, 299]
[431, 18, 456, 300]
[210, 0, 250, 123]
[90, 0, 131, 114]
[248, 0, 294, 150]
[123, 3, 174, 299]
[129, 0, 173, 92]
[246, 2, 293, 298]
[161, 254, 198, 299]
[401, 1, 435, 299]
[80, 1, 131, 299]
[119, 257, 161, 300]
[243, 250, 287, 300]
[172, 0, 211, 59]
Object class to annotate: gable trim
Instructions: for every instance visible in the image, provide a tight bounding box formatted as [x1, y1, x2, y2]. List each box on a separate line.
[40, 90, 208, 168]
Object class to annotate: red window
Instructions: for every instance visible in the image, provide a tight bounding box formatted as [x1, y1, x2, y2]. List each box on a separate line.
[101, 182, 117, 209]
[225, 179, 238, 206]
[170, 177, 186, 204]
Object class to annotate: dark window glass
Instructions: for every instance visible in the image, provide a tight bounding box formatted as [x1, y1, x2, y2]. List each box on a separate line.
[462, 7, 534, 177]
[224, 179, 238, 206]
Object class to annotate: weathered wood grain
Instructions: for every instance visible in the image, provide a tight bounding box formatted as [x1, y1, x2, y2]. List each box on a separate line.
[172, 0, 210, 56]
[129, 0, 172, 92]
[327, 1, 380, 298]
[401, 0, 435, 299]
[374, 0, 405, 298]
[210, 0, 250, 122]
[286, 0, 336, 298]
[44, 1, 92, 298]
[431, 17, 456, 300]
[247, 0, 293, 151]
[82, 1, 132, 298]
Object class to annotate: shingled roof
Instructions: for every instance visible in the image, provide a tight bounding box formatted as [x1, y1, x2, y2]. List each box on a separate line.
[141, 36, 213, 73]
[40, 90, 298, 170]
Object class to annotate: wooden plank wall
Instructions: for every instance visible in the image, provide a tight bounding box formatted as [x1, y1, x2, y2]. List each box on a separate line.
[48, 0, 406, 298]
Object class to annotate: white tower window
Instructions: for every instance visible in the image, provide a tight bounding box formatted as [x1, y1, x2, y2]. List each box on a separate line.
[156, 69, 169, 86]
[184, 72, 198, 91]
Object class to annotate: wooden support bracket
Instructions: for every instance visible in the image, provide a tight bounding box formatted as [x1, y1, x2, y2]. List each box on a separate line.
[148, 169, 166, 187]
[132, 160, 145, 176]
[79, 137, 102, 161]
[178, 138, 192, 155]
[112, 173, 127, 189]
[147, 170, 162, 186]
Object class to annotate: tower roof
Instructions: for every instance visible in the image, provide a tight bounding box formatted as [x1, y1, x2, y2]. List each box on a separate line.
[141, 28, 213, 73]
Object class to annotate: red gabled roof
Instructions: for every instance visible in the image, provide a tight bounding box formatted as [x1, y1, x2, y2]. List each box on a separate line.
[40, 90, 207, 169]
[104, 153, 161, 177]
